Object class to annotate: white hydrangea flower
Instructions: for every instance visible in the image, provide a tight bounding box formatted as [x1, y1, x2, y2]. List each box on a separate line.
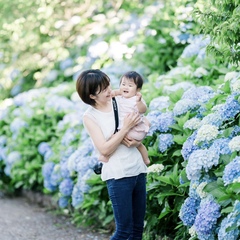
[196, 182, 208, 199]
[233, 176, 240, 183]
[193, 67, 208, 78]
[228, 136, 240, 152]
[224, 71, 239, 82]
[230, 79, 240, 94]
[189, 225, 197, 238]
[183, 117, 201, 130]
[194, 124, 219, 145]
[147, 164, 164, 173]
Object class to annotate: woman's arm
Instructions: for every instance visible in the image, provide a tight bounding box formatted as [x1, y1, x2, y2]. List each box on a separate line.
[84, 112, 140, 156]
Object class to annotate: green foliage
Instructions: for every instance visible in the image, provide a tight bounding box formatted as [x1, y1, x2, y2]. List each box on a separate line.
[194, 0, 240, 64]
[72, 175, 114, 232]
[131, 0, 199, 75]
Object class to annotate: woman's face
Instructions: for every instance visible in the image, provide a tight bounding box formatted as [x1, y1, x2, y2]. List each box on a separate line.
[94, 85, 112, 103]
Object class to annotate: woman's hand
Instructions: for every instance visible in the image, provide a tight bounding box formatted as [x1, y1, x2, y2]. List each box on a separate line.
[122, 136, 141, 147]
[122, 112, 140, 132]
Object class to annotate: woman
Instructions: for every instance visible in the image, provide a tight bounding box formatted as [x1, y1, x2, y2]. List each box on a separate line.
[76, 69, 148, 240]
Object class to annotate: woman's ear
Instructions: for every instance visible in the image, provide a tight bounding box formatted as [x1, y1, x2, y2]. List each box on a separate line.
[90, 94, 96, 100]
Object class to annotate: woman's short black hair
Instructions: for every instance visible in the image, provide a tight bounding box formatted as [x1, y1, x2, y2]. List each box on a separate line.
[120, 71, 144, 89]
[76, 69, 110, 106]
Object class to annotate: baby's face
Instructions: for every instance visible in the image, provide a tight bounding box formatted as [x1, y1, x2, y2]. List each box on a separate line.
[120, 77, 138, 98]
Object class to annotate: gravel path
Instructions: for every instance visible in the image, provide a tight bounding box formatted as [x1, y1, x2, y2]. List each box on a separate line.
[0, 193, 111, 240]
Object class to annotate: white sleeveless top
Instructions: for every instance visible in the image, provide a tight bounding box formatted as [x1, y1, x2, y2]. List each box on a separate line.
[83, 98, 148, 181]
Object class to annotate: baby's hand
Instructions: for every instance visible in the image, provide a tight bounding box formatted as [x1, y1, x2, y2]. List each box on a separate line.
[111, 90, 116, 98]
[136, 92, 142, 102]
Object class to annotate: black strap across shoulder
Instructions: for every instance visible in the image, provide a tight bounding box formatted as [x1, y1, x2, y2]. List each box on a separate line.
[112, 97, 119, 134]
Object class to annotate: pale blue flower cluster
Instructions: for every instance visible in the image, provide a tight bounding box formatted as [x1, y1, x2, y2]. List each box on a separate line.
[173, 99, 201, 117]
[186, 148, 219, 180]
[38, 142, 51, 156]
[158, 133, 174, 153]
[194, 197, 221, 240]
[146, 110, 162, 136]
[218, 200, 240, 240]
[71, 169, 92, 207]
[149, 96, 170, 111]
[10, 118, 28, 138]
[181, 132, 199, 160]
[180, 35, 210, 59]
[45, 96, 75, 113]
[222, 156, 240, 185]
[61, 127, 81, 146]
[200, 112, 223, 127]
[181, 86, 215, 103]
[13, 88, 48, 107]
[4, 151, 21, 176]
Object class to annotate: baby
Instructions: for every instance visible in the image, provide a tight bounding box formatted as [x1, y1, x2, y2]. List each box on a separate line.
[100, 71, 150, 165]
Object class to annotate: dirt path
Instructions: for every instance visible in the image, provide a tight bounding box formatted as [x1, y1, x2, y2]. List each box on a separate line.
[0, 194, 111, 240]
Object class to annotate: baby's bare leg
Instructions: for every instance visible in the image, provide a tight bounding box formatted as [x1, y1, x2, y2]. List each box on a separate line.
[137, 143, 150, 165]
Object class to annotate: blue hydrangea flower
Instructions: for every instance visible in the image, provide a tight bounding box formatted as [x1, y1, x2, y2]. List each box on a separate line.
[58, 196, 70, 208]
[42, 162, 57, 191]
[222, 156, 240, 185]
[181, 132, 199, 161]
[180, 35, 210, 59]
[59, 58, 74, 71]
[10, 118, 28, 136]
[158, 133, 174, 153]
[210, 138, 231, 155]
[71, 170, 92, 208]
[38, 142, 51, 156]
[59, 178, 74, 197]
[3, 151, 21, 176]
[179, 197, 200, 226]
[218, 94, 240, 121]
[218, 200, 240, 240]
[45, 96, 75, 113]
[229, 126, 240, 138]
[0, 135, 7, 147]
[61, 127, 81, 146]
[157, 112, 175, 132]
[173, 99, 201, 117]
[194, 197, 221, 240]
[200, 112, 224, 127]
[149, 96, 170, 111]
[146, 110, 162, 136]
[181, 86, 215, 103]
[186, 148, 219, 180]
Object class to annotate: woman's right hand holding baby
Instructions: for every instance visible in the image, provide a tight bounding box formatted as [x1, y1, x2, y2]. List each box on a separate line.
[122, 112, 140, 132]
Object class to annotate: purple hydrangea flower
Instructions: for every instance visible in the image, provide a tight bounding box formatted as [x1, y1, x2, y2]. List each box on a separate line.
[194, 198, 221, 239]
[179, 197, 200, 226]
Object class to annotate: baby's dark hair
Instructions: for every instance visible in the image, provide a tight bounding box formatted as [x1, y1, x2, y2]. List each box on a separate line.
[120, 71, 144, 89]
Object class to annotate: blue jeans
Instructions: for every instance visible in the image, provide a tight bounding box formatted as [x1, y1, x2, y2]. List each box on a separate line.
[106, 173, 146, 240]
